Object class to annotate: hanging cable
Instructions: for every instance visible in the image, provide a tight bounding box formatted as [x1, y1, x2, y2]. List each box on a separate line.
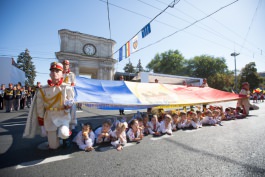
[128, 0, 239, 55]
[240, 0, 262, 53]
[99, 0, 179, 58]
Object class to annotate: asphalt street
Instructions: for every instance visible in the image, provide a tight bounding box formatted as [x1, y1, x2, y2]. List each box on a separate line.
[0, 102, 265, 177]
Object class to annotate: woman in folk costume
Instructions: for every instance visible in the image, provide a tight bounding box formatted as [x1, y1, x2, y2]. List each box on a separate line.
[237, 82, 251, 116]
[23, 62, 75, 149]
[62, 60, 77, 130]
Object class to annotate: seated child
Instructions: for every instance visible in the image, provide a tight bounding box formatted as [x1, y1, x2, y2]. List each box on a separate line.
[72, 123, 95, 151]
[196, 110, 204, 122]
[95, 120, 112, 144]
[202, 110, 216, 125]
[137, 117, 144, 136]
[171, 113, 179, 131]
[224, 108, 235, 120]
[212, 110, 222, 125]
[159, 114, 173, 135]
[234, 107, 246, 119]
[190, 112, 202, 129]
[142, 114, 150, 135]
[111, 122, 127, 151]
[177, 111, 190, 129]
[127, 119, 143, 142]
[147, 115, 161, 136]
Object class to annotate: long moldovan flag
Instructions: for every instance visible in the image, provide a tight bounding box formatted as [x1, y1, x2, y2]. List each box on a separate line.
[125, 41, 130, 58]
[132, 35, 138, 52]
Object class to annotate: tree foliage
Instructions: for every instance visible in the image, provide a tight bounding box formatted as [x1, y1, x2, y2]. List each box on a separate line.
[238, 62, 263, 90]
[146, 50, 186, 75]
[17, 49, 36, 86]
[186, 55, 229, 78]
[123, 60, 135, 73]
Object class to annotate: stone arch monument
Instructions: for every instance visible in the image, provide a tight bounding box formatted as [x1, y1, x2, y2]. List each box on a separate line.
[55, 29, 116, 80]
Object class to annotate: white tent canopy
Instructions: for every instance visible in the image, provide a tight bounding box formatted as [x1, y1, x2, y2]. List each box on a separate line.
[0, 57, 26, 86]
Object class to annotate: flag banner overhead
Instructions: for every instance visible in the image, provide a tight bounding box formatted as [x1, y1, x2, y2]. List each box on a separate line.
[74, 77, 242, 109]
[119, 47, 123, 62]
[132, 35, 138, 52]
[141, 23, 151, 38]
[125, 41, 130, 58]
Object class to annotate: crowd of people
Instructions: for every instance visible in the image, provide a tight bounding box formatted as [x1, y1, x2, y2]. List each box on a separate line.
[73, 102, 251, 152]
[0, 82, 41, 112]
[19, 60, 260, 152]
[72, 81, 258, 152]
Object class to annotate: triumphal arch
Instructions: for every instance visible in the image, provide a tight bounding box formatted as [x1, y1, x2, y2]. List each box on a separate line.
[55, 29, 116, 80]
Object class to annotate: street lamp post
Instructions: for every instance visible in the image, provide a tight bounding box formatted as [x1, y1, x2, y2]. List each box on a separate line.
[231, 52, 240, 92]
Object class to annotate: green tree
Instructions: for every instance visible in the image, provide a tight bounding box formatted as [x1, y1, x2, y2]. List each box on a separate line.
[146, 50, 186, 75]
[123, 60, 135, 73]
[136, 59, 144, 73]
[238, 62, 263, 90]
[208, 73, 234, 91]
[186, 55, 229, 78]
[17, 49, 36, 86]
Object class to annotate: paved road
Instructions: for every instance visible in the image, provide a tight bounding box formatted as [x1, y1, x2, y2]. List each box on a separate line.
[0, 102, 265, 177]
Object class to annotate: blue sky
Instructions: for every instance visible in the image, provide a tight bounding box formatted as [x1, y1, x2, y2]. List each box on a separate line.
[0, 0, 264, 85]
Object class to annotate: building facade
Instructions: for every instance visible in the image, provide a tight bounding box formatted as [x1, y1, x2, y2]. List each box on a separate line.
[55, 29, 116, 80]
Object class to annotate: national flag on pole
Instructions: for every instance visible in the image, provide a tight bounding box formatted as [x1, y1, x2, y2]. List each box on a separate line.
[132, 35, 138, 52]
[119, 47, 123, 62]
[125, 41, 130, 58]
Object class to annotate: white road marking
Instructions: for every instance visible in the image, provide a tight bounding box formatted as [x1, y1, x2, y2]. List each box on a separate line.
[183, 129, 202, 133]
[150, 134, 173, 141]
[2, 123, 26, 127]
[15, 155, 72, 169]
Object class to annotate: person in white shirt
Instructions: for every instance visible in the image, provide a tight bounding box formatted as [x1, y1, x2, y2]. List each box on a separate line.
[212, 110, 222, 125]
[127, 119, 143, 142]
[223, 108, 235, 121]
[202, 110, 216, 125]
[95, 120, 112, 144]
[171, 113, 179, 131]
[190, 112, 202, 129]
[159, 114, 173, 135]
[111, 122, 127, 151]
[147, 115, 161, 136]
[177, 111, 190, 129]
[72, 123, 95, 151]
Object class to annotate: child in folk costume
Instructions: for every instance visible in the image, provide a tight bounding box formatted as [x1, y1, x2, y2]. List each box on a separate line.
[142, 114, 150, 135]
[95, 120, 112, 144]
[62, 60, 77, 130]
[223, 108, 235, 120]
[196, 110, 204, 122]
[159, 114, 173, 135]
[147, 115, 161, 136]
[234, 107, 246, 119]
[202, 110, 216, 125]
[212, 110, 222, 125]
[190, 112, 202, 129]
[127, 119, 143, 142]
[177, 111, 190, 129]
[171, 113, 179, 131]
[137, 117, 144, 136]
[111, 122, 127, 151]
[73, 123, 95, 151]
[237, 82, 251, 115]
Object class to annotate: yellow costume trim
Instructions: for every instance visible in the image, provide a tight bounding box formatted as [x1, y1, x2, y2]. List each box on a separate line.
[64, 76, 69, 83]
[39, 88, 63, 109]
